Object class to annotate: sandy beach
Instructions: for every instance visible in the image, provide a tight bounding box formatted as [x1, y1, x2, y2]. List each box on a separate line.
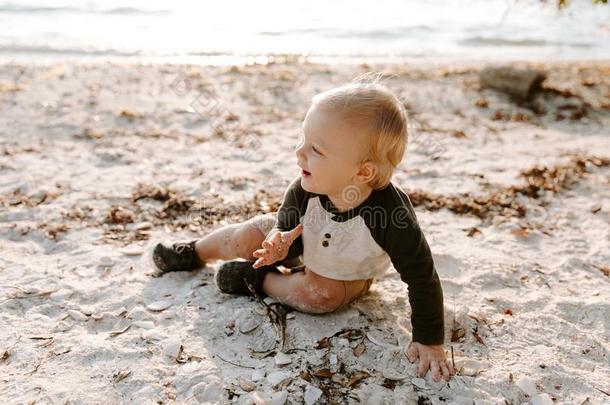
[1, 59, 609, 404]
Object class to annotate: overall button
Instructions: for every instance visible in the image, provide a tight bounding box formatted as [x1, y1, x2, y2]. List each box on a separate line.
[322, 240, 329, 247]
[324, 233, 331, 239]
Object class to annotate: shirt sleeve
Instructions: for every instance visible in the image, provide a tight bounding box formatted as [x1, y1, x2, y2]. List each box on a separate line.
[269, 176, 307, 264]
[383, 201, 445, 345]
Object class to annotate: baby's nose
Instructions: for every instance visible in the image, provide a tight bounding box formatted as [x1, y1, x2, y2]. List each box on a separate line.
[295, 145, 305, 160]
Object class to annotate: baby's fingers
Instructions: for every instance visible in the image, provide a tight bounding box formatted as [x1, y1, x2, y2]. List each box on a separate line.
[270, 232, 282, 245]
[253, 257, 267, 269]
[285, 224, 303, 244]
[252, 248, 267, 258]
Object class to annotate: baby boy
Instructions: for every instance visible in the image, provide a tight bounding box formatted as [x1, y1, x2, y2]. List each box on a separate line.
[152, 79, 454, 382]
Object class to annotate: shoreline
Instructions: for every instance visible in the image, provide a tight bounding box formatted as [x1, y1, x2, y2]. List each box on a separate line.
[1, 53, 610, 68]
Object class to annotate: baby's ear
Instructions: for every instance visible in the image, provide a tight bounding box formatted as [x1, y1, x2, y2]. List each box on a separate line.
[356, 161, 378, 183]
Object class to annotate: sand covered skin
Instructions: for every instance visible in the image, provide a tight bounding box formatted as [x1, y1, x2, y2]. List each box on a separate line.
[0, 60, 609, 404]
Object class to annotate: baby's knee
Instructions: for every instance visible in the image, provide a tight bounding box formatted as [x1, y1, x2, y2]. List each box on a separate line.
[296, 281, 345, 314]
[230, 222, 266, 260]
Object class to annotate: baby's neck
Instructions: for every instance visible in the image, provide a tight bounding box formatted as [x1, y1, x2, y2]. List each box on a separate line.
[327, 184, 373, 212]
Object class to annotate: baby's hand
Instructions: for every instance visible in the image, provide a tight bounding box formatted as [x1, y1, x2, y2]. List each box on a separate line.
[252, 224, 303, 269]
[406, 341, 454, 382]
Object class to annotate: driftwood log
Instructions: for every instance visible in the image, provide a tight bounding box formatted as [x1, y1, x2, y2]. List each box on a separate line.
[480, 66, 547, 100]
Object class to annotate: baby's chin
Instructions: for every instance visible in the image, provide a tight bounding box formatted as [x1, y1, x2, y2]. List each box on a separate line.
[299, 175, 310, 189]
[299, 174, 316, 193]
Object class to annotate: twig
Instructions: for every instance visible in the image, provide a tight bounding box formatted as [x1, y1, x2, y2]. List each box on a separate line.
[451, 346, 455, 370]
[269, 302, 288, 351]
[245, 279, 288, 352]
[214, 353, 256, 369]
[593, 385, 609, 397]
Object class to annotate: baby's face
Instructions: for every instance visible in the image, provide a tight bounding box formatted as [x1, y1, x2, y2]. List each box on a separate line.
[296, 104, 368, 197]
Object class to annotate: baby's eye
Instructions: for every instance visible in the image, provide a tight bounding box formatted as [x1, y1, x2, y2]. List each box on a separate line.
[312, 146, 322, 155]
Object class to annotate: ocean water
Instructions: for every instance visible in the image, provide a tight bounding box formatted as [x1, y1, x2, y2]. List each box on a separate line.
[0, 0, 608, 64]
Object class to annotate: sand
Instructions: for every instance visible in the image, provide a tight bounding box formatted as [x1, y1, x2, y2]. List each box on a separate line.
[0, 59, 609, 404]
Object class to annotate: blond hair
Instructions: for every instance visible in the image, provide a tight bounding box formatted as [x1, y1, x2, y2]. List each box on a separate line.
[311, 74, 408, 189]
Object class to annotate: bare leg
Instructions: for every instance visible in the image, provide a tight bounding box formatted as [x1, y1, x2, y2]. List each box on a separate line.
[195, 222, 266, 263]
[262, 267, 347, 314]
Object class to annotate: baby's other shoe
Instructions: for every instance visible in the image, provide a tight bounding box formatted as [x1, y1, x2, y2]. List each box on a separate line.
[152, 240, 203, 277]
[215, 260, 281, 298]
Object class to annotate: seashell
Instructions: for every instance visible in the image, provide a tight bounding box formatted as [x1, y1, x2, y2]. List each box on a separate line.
[238, 377, 256, 392]
[248, 328, 276, 353]
[304, 384, 323, 405]
[251, 368, 265, 382]
[67, 309, 88, 322]
[115, 306, 129, 317]
[53, 321, 73, 333]
[162, 339, 182, 360]
[142, 330, 163, 341]
[366, 328, 398, 348]
[249, 391, 288, 405]
[109, 319, 131, 337]
[77, 305, 95, 315]
[411, 377, 427, 389]
[269, 391, 288, 405]
[146, 301, 172, 312]
[380, 347, 410, 380]
[135, 222, 152, 230]
[237, 311, 262, 334]
[133, 321, 155, 330]
[267, 371, 291, 387]
[530, 394, 553, 405]
[516, 375, 538, 397]
[274, 352, 292, 366]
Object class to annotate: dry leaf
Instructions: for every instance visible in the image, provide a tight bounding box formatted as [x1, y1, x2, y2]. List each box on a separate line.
[594, 265, 609, 277]
[336, 329, 365, 341]
[511, 228, 529, 238]
[472, 331, 485, 345]
[312, 368, 333, 378]
[382, 378, 397, 389]
[113, 369, 132, 383]
[451, 327, 465, 342]
[315, 337, 331, 349]
[331, 374, 348, 386]
[249, 350, 276, 360]
[353, 343, 365, 357]
[466, 227, 481, 237]
[37, 338, 54, 348]
[1, 350, 10, 363]
[346, 371, 370, 388]
[299, 370, 313, 383]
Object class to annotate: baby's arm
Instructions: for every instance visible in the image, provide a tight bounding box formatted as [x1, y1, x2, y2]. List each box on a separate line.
[380, 197, 453, 381]
[252, 177, 307, 268]
[385, 222, 445, 346]
[252, 225, 302, 268]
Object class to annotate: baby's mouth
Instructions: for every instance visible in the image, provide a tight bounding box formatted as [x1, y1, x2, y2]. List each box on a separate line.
[301, 169, 311, 177]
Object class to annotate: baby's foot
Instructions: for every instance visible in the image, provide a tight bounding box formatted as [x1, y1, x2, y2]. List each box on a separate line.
[151, 240, 203, 277]
[215, 260, 280, 298]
